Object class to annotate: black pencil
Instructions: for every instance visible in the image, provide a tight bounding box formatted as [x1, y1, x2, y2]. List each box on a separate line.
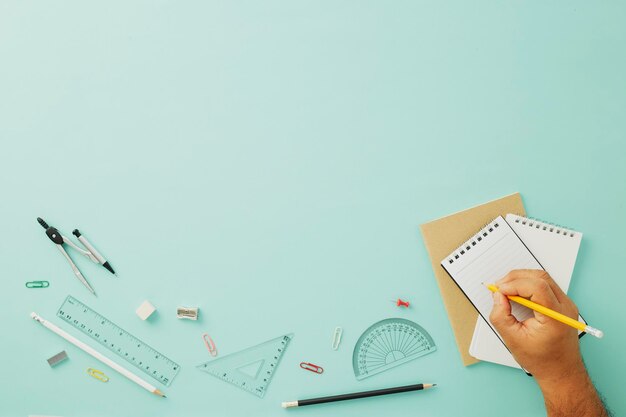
[281, 383, 436, 408]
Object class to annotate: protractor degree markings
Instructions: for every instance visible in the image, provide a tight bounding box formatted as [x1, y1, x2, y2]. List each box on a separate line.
[364, 345, 387, 360]
[373, 331, 387, 355]
[353, 318, 437, 381]
[365, 362, 388, 372]
[392, 328, 401, 352]
[396, 327, 406, 347]
[390, 327, 398, 352]
[370, 338, 390, 357]
[390, 327, 399, 352]
[365, 346, 388, 365]
[404, 345, 431, 358]
[389, 326, 398, 351]
[401, 329, 415, 352]
[382, 328, 394, 353]
[397, 329, 410, 353]
[395, 327, 405, 351]
[364, 358, 388, 366]
[402, 332, 422, 352]
[378, 329, 390, 353]
[399, 332, 418, 354]
[401, 337, 421, 356]
[404, 342, 428, 356]
[370, 337, 390, 355]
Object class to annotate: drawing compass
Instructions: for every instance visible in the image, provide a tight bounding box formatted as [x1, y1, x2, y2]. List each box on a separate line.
[37, 217, 115, 295]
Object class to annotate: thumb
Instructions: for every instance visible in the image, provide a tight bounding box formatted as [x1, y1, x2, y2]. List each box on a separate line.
[489, 292, 520, 341]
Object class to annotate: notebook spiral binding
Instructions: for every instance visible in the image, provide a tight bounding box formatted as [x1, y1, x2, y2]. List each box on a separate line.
[446, 217, 503, 265]
[510, 215, 576, 238]
[445, 214, 577, 265]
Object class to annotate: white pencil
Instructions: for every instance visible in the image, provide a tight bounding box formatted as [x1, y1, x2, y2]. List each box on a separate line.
[30, 312, 166, 397]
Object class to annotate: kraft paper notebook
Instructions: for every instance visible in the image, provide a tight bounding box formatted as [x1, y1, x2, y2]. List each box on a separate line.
[441, 215, 585, 369]
[419, 193, 525, 366]
[469, 214, 583, 368]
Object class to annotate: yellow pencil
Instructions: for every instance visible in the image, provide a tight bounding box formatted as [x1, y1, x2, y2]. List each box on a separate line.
[484, 283, 604, 339]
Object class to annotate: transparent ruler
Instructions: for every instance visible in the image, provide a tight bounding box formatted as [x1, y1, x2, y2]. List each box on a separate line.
[57, 295, 180, 386]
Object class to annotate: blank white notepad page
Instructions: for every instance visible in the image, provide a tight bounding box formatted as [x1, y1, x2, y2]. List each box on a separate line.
[441, 216, 540, 338]
[469, 214, 583, 368]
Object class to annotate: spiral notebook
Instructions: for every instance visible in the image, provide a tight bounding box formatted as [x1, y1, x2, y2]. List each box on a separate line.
[440, 214, 584, 369]
[469, 214, 583, 368]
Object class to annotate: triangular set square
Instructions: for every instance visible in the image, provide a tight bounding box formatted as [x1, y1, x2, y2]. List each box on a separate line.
[196, 334, 292, 398]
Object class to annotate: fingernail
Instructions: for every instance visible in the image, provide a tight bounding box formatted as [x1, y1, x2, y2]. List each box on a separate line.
[493, 292, 500, 305]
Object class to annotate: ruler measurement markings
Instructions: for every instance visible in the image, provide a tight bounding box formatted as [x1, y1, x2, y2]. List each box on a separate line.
[197, 334, 291, 398]
[57, 296, 179, 386]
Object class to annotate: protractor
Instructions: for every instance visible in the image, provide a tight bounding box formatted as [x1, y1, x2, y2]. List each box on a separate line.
[352, 318, 436, 380]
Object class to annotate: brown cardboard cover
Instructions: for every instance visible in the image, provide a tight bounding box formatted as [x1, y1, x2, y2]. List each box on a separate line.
[419, 193, 525, 366]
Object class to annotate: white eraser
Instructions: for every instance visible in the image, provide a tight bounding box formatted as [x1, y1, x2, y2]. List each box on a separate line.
[136, 300, 156, 320]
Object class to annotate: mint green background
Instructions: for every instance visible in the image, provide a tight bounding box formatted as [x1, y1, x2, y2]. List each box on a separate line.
[1, 1, 624, 416]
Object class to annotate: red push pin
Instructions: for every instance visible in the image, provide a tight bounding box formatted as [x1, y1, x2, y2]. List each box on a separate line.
[392, 298, 410, 308]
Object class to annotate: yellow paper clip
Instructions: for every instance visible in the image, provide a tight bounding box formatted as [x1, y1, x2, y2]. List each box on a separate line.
[87, 368, 109, 382]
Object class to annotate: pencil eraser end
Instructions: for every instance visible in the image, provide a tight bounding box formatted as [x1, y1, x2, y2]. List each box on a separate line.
[281, 401, 298, 408]
[585, 326, 604, 339]
[30, 312, 37, 319]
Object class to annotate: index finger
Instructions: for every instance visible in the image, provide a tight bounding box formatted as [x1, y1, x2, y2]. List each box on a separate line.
[498, 269, 569, 305]
[496, 276, 561, 310]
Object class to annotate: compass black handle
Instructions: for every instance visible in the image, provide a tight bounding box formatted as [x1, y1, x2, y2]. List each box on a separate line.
[37, 217, 49, 229]
[37, 217, 64, 244]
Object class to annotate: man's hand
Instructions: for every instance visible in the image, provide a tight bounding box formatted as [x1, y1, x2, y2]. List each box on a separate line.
[489, 269, 583, 382]
[489, 269, 609, 417]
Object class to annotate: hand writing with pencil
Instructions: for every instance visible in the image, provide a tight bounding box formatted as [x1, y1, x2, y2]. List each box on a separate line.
[489, 270, 610, 417]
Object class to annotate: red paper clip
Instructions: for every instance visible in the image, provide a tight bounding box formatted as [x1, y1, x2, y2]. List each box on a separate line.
[300, 362, 324, 374]
[393, 298, 410, 308]
[202, 333, 218, 357]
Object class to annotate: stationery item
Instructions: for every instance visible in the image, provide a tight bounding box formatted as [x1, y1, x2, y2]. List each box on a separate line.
[300, 362, 323, 374]
[26, 281, 49, 288]
[352, 318, 436, 380]
[47, 351, 68, 367]
[420, 193, 525, 366]
[72, 229, 115, 274]
[469, 214, 584, 368]
[196, 334, 293, 398]
[37, 218, 96, 294]
[441, 216, 587, 362]
[202, 333, 218, 357]
[37, 217, 114, 295]
[282, 383, 436, 408]
[87, 368, 109, 382]
[136, 300, 156, 320]
[331, 327, 342, 350]
[485, 284, 603, 338]
[393, 298, 410, 308]
[442, 216, 540, 329]
[30, 313, 165, 397]
[176, 307, 198, 320]
[57, 296, 180, 386]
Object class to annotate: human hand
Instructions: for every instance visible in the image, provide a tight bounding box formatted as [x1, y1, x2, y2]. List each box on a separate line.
[489, 269, 585, 385]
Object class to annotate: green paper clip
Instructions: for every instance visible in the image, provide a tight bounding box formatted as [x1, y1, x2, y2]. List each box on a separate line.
[25, 280, 49, 288]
